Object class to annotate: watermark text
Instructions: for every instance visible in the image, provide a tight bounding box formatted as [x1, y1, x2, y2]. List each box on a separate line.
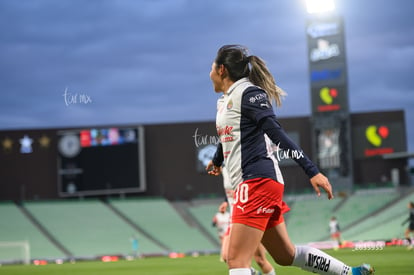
[63, 87, 92, 106]
[193, 128, 219, 147]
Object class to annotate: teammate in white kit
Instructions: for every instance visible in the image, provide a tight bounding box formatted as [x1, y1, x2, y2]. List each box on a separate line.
[206, 45, 374, 275]
[212, 201, 231, 243]
[329, 216, 342, 247]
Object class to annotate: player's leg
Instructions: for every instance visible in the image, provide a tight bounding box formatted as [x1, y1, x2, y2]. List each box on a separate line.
[222, 226, 262, 274]
[227, 223, 263, 275]
[262, 222, 374, 274]
[407, 228, 414, 249]
[221, 232, 230, 262]
[254, 243, 276, 275]
[404, 227, 410, 240]
[337, 233, 343, 246]
[410, 229, 414, 245]
[332, 232, 341, 249]
[404, 228, 413, 249]
[261, 222, 295, 266]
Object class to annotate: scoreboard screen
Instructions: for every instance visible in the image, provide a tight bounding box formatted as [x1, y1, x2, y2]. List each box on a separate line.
[57, 126, 146, 197]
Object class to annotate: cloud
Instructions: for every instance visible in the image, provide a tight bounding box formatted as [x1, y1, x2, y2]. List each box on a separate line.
[0, 0, 413, 155]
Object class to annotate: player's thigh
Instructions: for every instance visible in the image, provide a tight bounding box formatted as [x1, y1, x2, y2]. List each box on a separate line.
[262, 222, 295, 266]
[221, 234, 230, 261]
[227, 223, 263, 268]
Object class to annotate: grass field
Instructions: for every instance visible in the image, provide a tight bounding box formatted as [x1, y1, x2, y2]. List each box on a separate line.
[1, 246, 413, 274]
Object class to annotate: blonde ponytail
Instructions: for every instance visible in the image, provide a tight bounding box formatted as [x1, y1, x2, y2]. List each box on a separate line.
[248, 55, 287, 107]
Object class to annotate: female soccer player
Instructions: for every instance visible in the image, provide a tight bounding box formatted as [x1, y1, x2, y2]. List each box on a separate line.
[220, 165, 276, 275]
[329, 216, 342, 247]
[402, 201, 414, 249]
[212, 200, 231, 244]
[206, 45, 374, 275]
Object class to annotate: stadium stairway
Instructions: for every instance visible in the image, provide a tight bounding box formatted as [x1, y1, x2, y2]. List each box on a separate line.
[108, 197, 219, 254]
[337, 189, 400, 230]
[313, 188, 401, 241]
[22, 199, 167, 259]
[170, 200, 221, 248]
[102, 199, 170, 252]
[0, 201, 66, 262]
[341, 187, 414, 241]
[17, 202, 72, 259]
[185, 199, 223, 245]
[282, 194, 343, 244]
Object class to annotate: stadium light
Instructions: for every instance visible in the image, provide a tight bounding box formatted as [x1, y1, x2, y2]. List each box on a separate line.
[305, 0, 335, 14]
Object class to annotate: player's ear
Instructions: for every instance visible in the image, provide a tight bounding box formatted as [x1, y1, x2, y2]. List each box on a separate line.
[218, 64, 226, 76]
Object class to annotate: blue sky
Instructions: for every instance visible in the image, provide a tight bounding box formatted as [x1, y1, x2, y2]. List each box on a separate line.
[0, 0, 413, 156]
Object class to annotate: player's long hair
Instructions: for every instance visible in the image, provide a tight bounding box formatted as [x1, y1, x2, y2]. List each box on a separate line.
[214, 44, 286, 107]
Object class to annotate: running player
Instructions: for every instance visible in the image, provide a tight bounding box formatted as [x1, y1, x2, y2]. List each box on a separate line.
[220, 164, 276, 275]
[212, 201, 231, 244]
[206, 44, 374, 275]
[402, 201, 414, 250]
[329, 216, 342, 248]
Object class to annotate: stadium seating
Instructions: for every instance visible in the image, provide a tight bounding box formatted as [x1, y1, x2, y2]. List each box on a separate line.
[0, 202, 64, 260]
[284, 195, 343, 244]
[186, 199, 223, 243]
[2, 188, 414, 264]
[110, 197, 218, 253]
[334, 190, 399, 229]
[23, 199, 166, 257]
[342, 191, 414, 241]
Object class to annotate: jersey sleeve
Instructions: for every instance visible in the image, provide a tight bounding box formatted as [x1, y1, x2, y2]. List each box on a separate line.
[212, 142, 224, 167]
[259, 115, 320, 178]
[241, 87, 275, 122]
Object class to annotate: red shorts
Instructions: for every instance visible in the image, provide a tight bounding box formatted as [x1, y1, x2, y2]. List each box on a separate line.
[331, 232, 341, 239]
[232, 178, 290, 231]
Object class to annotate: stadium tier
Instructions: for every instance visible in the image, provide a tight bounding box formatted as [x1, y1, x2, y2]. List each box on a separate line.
[186, 200, 223, 243]
[341, 191, 414, 241]
[23, 200, 166, 258]
[334, 189, 400, 229]
[284, 195, 343, 244]
[2, 189, 414, 264]
[0, 202, 65, 262]
[285, 189, 408, 243]
[109, 198, 218, 253]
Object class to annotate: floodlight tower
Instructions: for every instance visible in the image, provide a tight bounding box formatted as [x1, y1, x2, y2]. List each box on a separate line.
[305, 0, 353, 191]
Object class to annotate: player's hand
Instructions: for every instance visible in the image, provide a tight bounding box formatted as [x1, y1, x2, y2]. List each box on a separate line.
[206, 160, 221, 176]
[218, 201, 228, 212]
[310, 173, 334, 200]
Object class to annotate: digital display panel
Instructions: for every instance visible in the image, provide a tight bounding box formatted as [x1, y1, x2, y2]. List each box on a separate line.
[306, 16, 346, 65]
[311, 84, 349, 113]
[352, 122, 406, 159]
[57, 126, 146, 197]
